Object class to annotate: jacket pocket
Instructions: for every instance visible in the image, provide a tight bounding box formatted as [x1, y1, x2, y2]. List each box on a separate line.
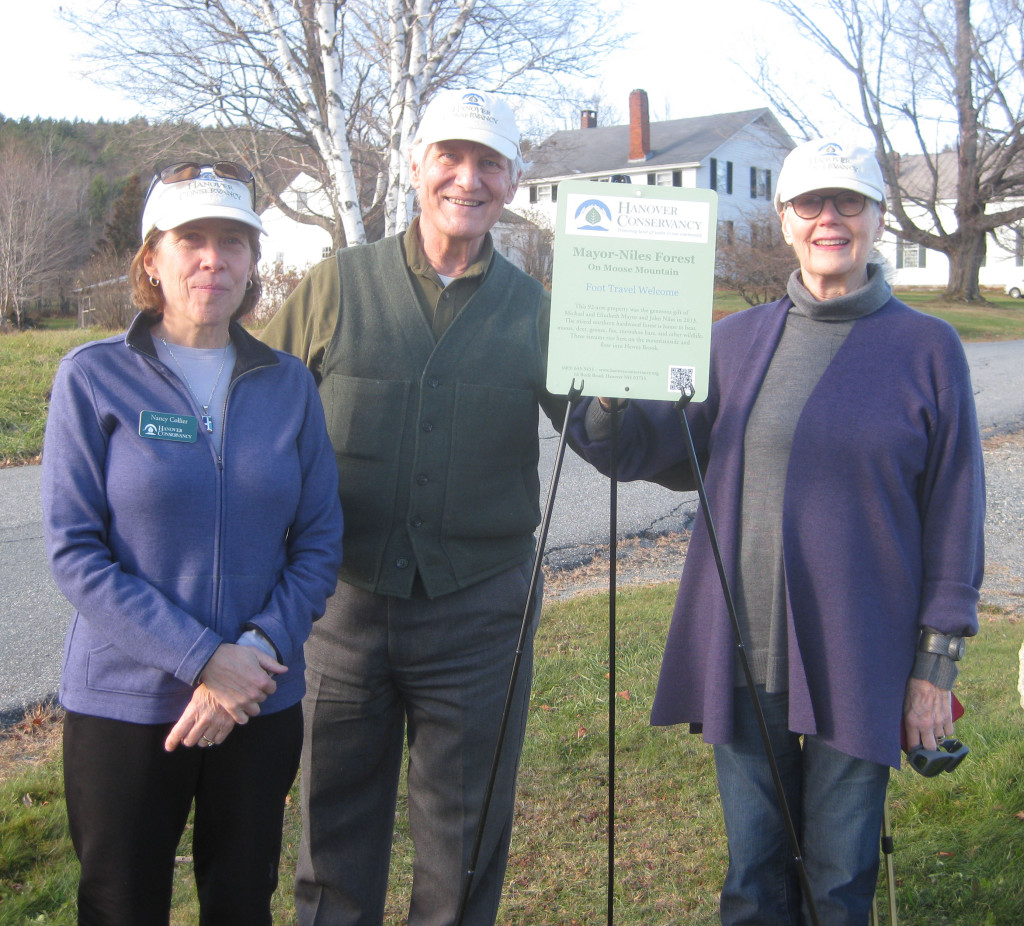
[320, 375, 411, 574]
[445, 383, 539, 539]
[86, 643, 177, 699]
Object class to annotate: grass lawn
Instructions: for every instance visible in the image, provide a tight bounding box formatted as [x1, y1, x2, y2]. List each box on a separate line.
[2, 585, 1022, 925]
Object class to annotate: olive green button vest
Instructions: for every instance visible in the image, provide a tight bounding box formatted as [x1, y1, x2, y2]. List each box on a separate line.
[319, 236, 556, 598]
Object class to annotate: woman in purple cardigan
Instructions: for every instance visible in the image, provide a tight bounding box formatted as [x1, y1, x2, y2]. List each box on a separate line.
[569, 138, 985, 925]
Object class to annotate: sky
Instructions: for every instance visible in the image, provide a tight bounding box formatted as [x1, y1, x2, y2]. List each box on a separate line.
[0, 1, 142, 122]
[0, 0, 809, 129]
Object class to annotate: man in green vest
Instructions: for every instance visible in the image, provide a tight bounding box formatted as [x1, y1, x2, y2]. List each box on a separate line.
[262, 89, 567, 926]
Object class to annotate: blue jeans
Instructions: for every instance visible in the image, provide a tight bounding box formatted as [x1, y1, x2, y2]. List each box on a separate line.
[713, 688, 890, 926]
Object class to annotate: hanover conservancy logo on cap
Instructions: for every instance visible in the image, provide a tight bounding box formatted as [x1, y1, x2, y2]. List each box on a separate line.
[179, 179, 245, 203]
[809, 141, 856, 172]
[450, 92, 500, 126]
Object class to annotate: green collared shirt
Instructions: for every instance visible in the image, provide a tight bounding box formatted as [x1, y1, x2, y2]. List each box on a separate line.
[403, 216, 495, 341]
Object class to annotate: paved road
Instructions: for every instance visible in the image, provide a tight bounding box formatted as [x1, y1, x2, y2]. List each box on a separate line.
[2, 341, 1022, 720]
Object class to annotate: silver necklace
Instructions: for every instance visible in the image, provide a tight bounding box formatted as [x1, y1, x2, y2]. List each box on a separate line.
[160, 337, 229, 433]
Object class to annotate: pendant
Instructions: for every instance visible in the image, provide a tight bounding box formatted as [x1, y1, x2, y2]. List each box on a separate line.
[201, 414, 214, 433]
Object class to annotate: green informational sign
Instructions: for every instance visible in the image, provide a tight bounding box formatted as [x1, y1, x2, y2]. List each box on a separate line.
[547, 180, 718, 402]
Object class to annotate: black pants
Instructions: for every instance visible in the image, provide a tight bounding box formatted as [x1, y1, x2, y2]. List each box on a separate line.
[63, 704, 302, 926]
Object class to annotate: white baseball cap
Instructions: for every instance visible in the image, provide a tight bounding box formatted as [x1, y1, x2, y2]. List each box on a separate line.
[141, 163, 263, 239]
[774, 138, 886, 211]
[415, 89, 521, 161]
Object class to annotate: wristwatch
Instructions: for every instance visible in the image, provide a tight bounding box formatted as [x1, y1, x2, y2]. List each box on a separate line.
[918, 630, 966, 661]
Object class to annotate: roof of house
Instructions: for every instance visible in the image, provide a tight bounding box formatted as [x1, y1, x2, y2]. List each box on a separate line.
[893, 150, 959, 202]
[523, 107, 793, 182]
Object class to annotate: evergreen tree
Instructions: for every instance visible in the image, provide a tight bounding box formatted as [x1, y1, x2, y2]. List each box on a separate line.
[95, 173, 143, 256]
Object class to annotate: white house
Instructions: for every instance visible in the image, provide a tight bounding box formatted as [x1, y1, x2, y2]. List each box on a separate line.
[876, 150, 1024, 290]
[258, 171, 334, 275]
[510, 90, 795, 242]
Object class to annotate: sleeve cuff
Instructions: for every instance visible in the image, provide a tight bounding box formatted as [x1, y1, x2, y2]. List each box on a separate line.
[911, 651, 958, 690]
[584, 398, 626, 442]
[237, 627, 279, 661]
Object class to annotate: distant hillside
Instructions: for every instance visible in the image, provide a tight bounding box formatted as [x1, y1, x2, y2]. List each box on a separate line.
[0, 115, 276, 230]
[0, 116, 291, 322]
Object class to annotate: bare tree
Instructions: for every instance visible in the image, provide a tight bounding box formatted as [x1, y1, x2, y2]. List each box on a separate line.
[501, 207, 553, 287]
[751, 0, 1024, 302]
[75, 247, 134, 330]
[715, 211, 797, 307]
[0, 137, 90, 329]
[69, 0, 624, 247]
[253, 264, 307, 324]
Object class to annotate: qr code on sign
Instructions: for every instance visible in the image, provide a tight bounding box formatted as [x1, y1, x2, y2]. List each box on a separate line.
[668, 365, 696, 394]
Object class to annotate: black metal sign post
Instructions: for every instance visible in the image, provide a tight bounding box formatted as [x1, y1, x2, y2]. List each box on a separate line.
[673, 388, 822, 926]
[454, 383, 583, 926]
[607, 403, 619, 925]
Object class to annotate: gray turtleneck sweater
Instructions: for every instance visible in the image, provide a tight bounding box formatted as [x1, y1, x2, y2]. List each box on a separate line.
[735, 265, 892, 689]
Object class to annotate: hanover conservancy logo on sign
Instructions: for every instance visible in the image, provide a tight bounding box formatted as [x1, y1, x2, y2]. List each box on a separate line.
[573, 198, 613, 232]
[564, 192, 711, 244]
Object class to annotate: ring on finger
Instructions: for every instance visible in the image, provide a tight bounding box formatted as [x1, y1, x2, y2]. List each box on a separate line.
[201, 735, 214, 746]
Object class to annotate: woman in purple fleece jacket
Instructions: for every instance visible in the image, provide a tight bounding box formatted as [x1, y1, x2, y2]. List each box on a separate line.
[570, 139, 985, 925]
[41, 162, 342, 925]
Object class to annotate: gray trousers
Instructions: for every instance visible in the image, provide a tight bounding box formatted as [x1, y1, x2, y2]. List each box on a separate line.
[295, 560, 540, 926]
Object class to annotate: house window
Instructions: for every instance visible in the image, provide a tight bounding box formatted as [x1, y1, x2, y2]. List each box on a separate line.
[750, 167, 772, 201]
[531, 183, 556, 204]
[710, 159, 733, 194]
[896, 239, 927, 269]
[718, 220, 735, 246]
[321, 245, 333, 260]
[296, 191, 310, 210]
[654, 171, 674, 186]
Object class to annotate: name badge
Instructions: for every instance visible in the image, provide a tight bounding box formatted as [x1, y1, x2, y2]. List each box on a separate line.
[139, 410, 198, 443]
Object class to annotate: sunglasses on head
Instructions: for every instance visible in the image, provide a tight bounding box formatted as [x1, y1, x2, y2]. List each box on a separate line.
[146, 161, 256, 207]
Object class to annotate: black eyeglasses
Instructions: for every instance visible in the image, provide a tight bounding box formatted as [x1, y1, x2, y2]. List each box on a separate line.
[787, 191, 868, 220]
[146, 161, 256, 207]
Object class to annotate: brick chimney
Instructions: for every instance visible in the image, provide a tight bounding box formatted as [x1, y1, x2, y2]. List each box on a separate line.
[581, 109, 597, 129]
[628, 89, 651, 162]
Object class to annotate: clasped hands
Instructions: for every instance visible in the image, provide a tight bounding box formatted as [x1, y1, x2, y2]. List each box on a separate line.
[164, 643, 286, 752]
